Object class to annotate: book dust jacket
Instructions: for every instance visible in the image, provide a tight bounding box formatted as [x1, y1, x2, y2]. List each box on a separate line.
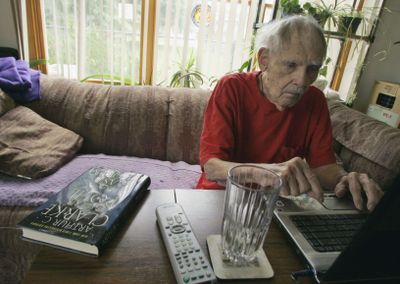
[18, 167, 150, 255]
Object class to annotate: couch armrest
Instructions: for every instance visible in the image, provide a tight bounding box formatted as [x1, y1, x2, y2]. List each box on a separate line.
[328, 100, 400, 189]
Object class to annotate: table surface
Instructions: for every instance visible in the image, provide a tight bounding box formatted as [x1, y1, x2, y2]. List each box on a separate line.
[24, 189, 312, 284]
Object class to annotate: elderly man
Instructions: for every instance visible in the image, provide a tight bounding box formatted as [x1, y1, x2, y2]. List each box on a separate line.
[196, 15, 383, 211]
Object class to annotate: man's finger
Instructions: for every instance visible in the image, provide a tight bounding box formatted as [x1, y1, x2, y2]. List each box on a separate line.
[286, 157, 310, 196]
[280, 179, 290, 196]
[277, 161, 300, 196]
[334, 176, 348, 198]
[287, 157, 322, 201]
[295, 159, 323, 202]
[287, 172, 300, 196]
[304, 169, 323, 202]
[292, 163, 311, 195]
[347, 173, 364, 210]
[359, 173, 384, 211]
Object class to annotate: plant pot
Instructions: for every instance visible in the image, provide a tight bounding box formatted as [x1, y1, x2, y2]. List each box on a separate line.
[338, 16, 361, 35]
[313, 13, 329, 28]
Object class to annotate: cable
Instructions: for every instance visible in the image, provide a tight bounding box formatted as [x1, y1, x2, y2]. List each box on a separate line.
[291, 268, 317, 284]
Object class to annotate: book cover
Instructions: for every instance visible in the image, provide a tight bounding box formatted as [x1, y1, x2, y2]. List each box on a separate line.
[17, 166, 151, 256]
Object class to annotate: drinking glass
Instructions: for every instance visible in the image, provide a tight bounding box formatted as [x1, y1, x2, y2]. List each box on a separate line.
[221, 165, 282, 264]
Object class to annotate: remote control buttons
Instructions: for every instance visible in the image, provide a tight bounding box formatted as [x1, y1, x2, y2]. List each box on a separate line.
[167, 216, 174, 225]
[174, 215, 183, 223]
[171, 224, 186, 234]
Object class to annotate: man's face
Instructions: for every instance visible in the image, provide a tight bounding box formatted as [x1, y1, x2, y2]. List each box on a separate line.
[258, 33, 325, 111]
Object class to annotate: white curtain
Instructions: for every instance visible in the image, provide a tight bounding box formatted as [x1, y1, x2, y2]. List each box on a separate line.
[41, 0, 275, 87]
[43, 0, 141, 85]
[153, 0, 265, 88]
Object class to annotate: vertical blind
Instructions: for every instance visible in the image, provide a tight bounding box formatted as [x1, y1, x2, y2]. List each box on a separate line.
[153, 0, 261, 87]
[41, 0, 271, 87]
[25, 0, 384, 102]
[44, 0, 141, 85]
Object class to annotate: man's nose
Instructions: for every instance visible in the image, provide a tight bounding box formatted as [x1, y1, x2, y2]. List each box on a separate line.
[292, 68, 308, 87]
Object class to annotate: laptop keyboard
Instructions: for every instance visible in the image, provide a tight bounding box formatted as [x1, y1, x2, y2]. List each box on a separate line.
[290, 214, 368, 252]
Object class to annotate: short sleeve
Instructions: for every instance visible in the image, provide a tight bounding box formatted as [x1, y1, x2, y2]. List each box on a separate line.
[199, 77, 236, 167]
[306, 91, 336, 168]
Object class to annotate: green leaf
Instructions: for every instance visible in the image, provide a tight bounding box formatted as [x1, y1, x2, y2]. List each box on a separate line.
[168, 49, 208, 88]
[80, 74, 132, 85]
[29, 59, 47, 68]
[238, 60, 250, 73]
[170, 71, 183, 87]
[319, 65, 328, 77]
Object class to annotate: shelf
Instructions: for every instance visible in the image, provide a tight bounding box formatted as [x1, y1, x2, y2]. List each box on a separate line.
[253, 24, 373, 43]
[323, 30, 373, 42]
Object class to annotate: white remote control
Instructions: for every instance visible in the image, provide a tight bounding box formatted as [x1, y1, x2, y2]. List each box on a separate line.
[156, 203, 217, 284]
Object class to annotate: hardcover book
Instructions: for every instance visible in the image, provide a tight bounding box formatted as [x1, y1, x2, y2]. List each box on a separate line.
[17, 167, 151, 256]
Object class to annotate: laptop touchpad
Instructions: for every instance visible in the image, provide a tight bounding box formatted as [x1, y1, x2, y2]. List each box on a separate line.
[322, 194, 356, 210]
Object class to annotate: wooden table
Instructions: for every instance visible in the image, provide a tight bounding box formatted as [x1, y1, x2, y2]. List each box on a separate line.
[24, 190, 311, 283]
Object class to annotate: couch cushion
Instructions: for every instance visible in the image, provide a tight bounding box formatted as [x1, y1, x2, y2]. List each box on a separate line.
[26, 75, 170, 160]
[0, 89, 16, 117]
[0, 106, 83, 179]
[167, 88, 211, 164]
[328, 100, 400, 189]
[338, 147, 397, 190]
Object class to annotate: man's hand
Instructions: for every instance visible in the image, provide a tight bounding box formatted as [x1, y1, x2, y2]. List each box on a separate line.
[334, 172, 384, 211]
[204, 157, 323, 200]
[267, 157, 323, 202]
[313, 164, 384, 212]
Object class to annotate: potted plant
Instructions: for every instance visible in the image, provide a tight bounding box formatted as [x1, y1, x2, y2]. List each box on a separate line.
[280, 0, 304, 16]
[169, 52, 208, 88]
[338, 13, 362, 35]
[280, 0, 343, 30]
[302, 1, 334, 28]
[336, 4, 385, 38]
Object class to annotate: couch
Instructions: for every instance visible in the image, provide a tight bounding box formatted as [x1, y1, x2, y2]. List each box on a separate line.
[1, 75, 400, 283]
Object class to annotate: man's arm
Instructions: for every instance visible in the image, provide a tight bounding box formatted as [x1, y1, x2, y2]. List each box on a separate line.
[311, 163, 346, 190]
[205, 158, 384, 211]
[203, 158, 240, 185]
[204, 157, 324, 201]
[312, 163, 384, 211]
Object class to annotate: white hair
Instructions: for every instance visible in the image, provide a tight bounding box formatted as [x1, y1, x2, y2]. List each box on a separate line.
[255, 15, 326, 56]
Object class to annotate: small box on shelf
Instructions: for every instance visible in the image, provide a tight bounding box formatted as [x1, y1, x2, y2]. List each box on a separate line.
[367, 104, 400, 128]
[367, 81, 400, 128]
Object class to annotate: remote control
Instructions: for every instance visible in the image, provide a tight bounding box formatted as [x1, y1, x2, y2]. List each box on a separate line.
[156, 203, 217, 284]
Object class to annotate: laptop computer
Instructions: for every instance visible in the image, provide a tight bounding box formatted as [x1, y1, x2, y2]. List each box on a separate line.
[274, 175, 400, 283]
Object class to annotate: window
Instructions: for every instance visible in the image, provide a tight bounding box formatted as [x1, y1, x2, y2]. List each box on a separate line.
[153, 0, 270, 87]
[44, 0, 142, 85]
[35, 0, 274, 87]
[28, 0, 382, 101]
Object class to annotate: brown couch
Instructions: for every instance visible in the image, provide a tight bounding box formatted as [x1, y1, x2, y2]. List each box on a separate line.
[1, 75, 400, 283]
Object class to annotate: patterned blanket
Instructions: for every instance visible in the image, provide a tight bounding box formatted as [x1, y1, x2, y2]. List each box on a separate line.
[0, 154, 201, 206]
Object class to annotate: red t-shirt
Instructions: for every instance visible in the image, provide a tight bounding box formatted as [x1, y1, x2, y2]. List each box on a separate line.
[197, 71, 336, 189]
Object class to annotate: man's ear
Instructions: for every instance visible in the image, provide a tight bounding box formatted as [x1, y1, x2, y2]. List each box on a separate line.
[257, 48, 269, 71]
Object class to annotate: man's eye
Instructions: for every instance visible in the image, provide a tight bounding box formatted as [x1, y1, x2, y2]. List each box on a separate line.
[285, 62, 297, 70]
[308, 65, 321, 74]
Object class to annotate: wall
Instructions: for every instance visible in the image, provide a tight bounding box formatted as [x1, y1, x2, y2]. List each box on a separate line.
[0, 0, 18, 49]
[353, 0, 400, 112]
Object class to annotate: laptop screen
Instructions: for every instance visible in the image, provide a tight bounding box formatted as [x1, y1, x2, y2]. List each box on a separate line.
[322, 176, 400, 283]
